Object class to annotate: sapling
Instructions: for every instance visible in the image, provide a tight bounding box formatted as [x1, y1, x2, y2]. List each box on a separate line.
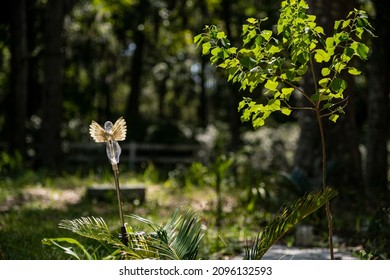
[195, 0, 374, 259]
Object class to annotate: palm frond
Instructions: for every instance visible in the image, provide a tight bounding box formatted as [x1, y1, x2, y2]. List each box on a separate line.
[127, 207, 204, 260]
[59, 216, 119, 244]
[245, 187, 338, 260]
[42, 237, 94, 260]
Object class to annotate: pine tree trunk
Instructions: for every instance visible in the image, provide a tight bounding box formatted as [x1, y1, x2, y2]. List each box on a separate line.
[366, 0, 390, 205]
[9, 0, 28, 156]
[39, 0, 65, 167]
[125, 0, 149, 141]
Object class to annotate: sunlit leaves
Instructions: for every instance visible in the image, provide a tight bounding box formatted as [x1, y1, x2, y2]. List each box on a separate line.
[195, 0, 373, 127]
[314, 49, 331, 63]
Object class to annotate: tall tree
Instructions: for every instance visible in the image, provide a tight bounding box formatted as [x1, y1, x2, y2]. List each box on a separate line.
[365, 0, 389, 205]
[125, 0, 150, 141]
[8, 0, 28, 156]
[221, 0, 242, 151]
[39, 0, 67, 167]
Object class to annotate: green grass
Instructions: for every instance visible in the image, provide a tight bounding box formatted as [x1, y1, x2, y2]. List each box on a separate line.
[0, 170, 266, 260]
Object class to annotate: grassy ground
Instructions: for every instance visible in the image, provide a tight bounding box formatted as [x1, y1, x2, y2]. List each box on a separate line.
[0, 169, 266, 260]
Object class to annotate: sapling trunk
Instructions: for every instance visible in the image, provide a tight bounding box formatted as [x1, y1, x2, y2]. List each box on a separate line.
[315, 109, 334, 260]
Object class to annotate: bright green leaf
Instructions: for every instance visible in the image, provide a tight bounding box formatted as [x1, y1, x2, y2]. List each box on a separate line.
[314, 49, 330, 63]
[314, 26, 324, 34]
[202, 42, 211, 55]
[264, 79, 278, 90]
[348, 67, 361, 75]
[342, 19, 351, 29]
[253, 118, 265, 128]
[211, 47, 221, 56]
[281, 87, 294, 99]
[217, 32, 226, 39]
[329, 114, 339, 122]
[321, 67, 331, 76]
[281, 108, 292, 116]
[319, 78, 330, 88]
[194, 34, 203, 45]
[261, 30, 273, 41]
[247, 18, 258, 24]
[334, 20, 341, 30]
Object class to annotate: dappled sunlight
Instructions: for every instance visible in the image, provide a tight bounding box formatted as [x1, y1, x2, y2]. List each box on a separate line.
[1, 186, 84, 212]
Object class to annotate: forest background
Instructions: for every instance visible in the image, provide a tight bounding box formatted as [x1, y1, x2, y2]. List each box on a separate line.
[0, 0, 389, 259]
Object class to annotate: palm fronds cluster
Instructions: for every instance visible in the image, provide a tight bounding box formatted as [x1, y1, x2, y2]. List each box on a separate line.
[43, 208, 203, 260]
[43, 188, 337, 260]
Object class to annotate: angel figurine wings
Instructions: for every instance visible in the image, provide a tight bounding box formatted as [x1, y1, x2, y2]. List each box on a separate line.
[89, 117, 127, 165]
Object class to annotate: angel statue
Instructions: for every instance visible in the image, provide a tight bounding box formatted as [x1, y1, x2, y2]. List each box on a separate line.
[89, 116, 127, 165]
[89, 116, 128, 244]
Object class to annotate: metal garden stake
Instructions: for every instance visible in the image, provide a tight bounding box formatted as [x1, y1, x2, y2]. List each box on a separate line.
[89, 116, 128, 245]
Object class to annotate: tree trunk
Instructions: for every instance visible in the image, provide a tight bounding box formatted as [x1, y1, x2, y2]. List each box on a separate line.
[198, 0, 209, 128]
[125, 0, 150, 141]
[366, 0, 390, 206]
[8, 0, 28, 157]
[222, 0, 241, 151]
[39, 0, 65, 168]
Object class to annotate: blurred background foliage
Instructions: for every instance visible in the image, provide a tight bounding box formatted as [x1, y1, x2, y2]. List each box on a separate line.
[0, 0, 389, 259]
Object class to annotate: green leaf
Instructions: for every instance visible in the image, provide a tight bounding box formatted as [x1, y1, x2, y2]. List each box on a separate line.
[202, 42, 211, 55]
[325, 37, 334, 48]
[253, 117, 265, 128]
[329, 114, 339, 122]
[314, 26, 324, 34]
[356, 42, 369, 60]
[211, 47, 221, 56]
[314, 49, 330, 63]
[334, 20, 341, 30]
[321, 67, 331, 76]
[247, 18, 258, 24]
[342, 19, 351, 29]
[193, 34, 203, 45]
[264, 79, 278, 90]
[348, 67, 361, 75]
[330, 78, 347, 93]
[268, 99, 281, 110]
[261, 30, 273, 41]
[216, 32, 226, 39]
[281, 87, 294, 99]
[319, 77, 330, 88]
[266, 44, 282, 54]
[281, 108, 292, 116]
[240, 56, 257, 69]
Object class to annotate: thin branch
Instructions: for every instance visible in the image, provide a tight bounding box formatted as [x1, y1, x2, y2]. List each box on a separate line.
[320, 98, 349, 118]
